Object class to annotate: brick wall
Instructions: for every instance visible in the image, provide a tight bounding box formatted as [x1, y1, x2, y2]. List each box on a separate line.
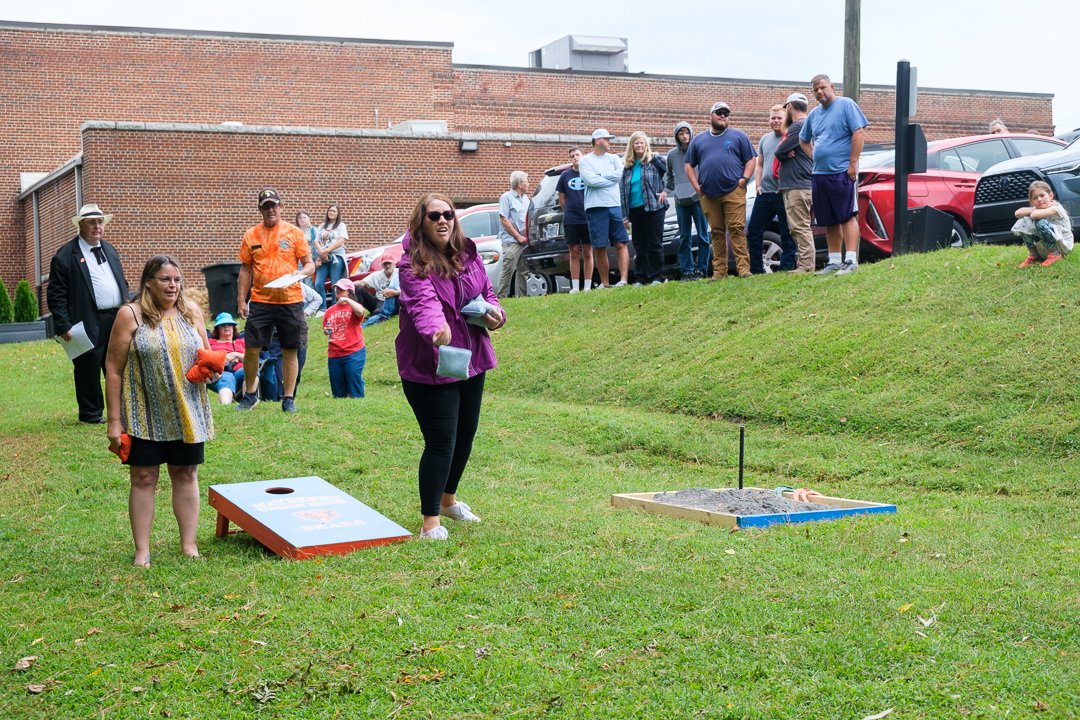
[4, 22, 1056, 297]
[38, 124, 577, 300]
[452, 66, 1054, 145]
[0, 23, 453, 289]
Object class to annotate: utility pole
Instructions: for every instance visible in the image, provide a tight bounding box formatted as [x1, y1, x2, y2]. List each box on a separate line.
[844, 0, 860, 103]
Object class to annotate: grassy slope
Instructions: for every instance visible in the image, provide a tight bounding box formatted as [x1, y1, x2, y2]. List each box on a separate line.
[0, 245, 1076, 719]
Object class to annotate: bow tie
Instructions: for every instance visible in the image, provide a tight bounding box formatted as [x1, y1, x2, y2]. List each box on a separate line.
[90, 246, 106, 264]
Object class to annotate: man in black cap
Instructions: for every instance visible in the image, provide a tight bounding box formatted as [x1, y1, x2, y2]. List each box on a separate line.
[48, 204, 130, 423]
[235, 187, 314, 413]
[684, 102, 757, 279]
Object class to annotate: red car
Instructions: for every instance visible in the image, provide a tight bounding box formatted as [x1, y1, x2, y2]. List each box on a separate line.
[857, 133, 1065, 255]
[331, 203, 503, 290]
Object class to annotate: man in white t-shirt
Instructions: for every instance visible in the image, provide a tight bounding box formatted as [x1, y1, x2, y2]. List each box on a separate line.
[361, 255, 400, 327]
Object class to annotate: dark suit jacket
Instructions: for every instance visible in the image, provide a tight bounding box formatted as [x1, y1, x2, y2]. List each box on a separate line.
[47, 236, 130, 346]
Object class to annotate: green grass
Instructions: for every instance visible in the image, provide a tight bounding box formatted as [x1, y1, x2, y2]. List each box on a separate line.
[1, 245, 1077, 718]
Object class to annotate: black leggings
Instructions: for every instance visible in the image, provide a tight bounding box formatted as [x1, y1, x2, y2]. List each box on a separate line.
[401, 372, 486, 517]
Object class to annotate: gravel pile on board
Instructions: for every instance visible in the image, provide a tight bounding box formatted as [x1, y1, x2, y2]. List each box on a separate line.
[652, 488, 836, 515]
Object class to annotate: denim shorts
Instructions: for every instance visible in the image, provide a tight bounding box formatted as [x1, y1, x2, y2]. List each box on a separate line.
[586, 207, 629, 249]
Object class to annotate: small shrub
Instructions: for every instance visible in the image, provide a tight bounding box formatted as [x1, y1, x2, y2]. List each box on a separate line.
[0, 280, 13, 324]
[13, 280, 38, 323]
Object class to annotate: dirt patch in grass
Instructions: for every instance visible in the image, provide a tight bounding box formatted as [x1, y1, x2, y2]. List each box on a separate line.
[652, 487, 836, 515]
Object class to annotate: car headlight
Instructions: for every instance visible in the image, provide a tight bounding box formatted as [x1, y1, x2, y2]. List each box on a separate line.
[1041, 160, 1080, 175]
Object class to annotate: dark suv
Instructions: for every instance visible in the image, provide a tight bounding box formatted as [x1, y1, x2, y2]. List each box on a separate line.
[972, 138, 1080, 243]
[523, 163, 783, 293]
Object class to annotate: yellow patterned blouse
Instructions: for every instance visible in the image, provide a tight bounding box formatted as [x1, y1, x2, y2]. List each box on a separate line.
[122, 315, 215, 444]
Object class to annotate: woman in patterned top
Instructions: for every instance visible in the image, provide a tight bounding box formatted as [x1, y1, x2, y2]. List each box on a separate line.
[105, 255, 215, 567]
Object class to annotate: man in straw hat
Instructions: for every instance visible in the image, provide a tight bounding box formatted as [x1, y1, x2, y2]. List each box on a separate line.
[47, 203, 131, 423]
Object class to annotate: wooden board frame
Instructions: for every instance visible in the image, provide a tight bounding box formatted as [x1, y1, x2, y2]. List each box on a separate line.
[611, 487, 896, 529]
[208, 477, 412, 559]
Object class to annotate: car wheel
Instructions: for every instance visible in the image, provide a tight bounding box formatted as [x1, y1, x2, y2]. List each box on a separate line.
[762, 232, 782, 273]
[524, 272, 549, 297]
[950, 220, 971, 248]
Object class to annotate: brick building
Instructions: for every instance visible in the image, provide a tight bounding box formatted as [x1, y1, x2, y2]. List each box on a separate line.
[2, 21, 1054, 308]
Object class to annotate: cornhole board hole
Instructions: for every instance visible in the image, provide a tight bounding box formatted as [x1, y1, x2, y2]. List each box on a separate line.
[611, 487, 896, 529]
[208, 476, 411, 558]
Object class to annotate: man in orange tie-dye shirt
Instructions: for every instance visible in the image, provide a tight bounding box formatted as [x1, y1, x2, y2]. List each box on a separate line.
[236, 187, 315, 413]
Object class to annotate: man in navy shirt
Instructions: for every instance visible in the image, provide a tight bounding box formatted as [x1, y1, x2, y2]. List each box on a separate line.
[684, 102, 757, 279]
[557, 147, 592, 292]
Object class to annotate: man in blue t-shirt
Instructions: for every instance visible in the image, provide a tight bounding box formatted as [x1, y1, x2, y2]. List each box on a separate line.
[684, 101, 757, 279]
[799, 73, 869, 276]
[556, 147, 593, 292]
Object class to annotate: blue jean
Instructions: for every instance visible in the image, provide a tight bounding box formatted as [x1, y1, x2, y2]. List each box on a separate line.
[208, 368, 244, 395]
[746, 191, 796, 272]
[675, 202, 712, 276]
[361, 296, 398, 327]
[328, 347, 366, 398]
[314, 255, 346, 309]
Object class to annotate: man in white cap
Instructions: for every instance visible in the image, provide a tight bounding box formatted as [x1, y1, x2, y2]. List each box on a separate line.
[578, 128, 631, 287]
[775, 92, 817, 272]
[47, 204, 131, 423]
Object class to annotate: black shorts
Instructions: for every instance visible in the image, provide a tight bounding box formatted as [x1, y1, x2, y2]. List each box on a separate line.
[245, 301, 308, 349]
[565, 223, 591, 246]
[125, 437, 205, 467]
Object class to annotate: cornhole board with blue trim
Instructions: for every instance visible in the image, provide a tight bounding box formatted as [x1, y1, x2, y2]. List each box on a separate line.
[209, 476, 412, 558]
[611, 487, 896, 529]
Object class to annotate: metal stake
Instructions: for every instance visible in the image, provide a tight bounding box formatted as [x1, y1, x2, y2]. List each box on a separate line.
[738, 424, 745, 490]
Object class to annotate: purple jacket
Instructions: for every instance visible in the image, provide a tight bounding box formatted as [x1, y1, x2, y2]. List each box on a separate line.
[395, 231, 505, 385]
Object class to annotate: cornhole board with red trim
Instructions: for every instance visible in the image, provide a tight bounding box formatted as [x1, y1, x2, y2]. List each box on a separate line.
[208, 476, 412, 559]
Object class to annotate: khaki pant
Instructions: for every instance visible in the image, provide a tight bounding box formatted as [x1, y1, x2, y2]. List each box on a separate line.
[497, 241, 527, 298]
[700, 188, 750, 277]
[783, 188, 816, 272]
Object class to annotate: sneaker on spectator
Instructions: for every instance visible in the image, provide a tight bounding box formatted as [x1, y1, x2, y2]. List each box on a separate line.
[568, 286, 579, 294]
[835, 260, 858, 276]
[816, 262, 843, 276]
[420, 525, 449, 541]
[281, 397, 297, 413]
[235, 393, 259, 411]
[1041, 253, 1064, 267]
[440, 501, 480, 523]
[1017, 255, 1039, 268]
[614, 280, 628, 287]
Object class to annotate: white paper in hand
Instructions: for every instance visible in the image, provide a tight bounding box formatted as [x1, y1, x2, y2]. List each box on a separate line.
[57, 321, 94, 360]
[264, 273, 303, 290]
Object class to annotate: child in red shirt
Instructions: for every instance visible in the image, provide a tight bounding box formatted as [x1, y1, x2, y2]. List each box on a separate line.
[322, 279, 367, 398]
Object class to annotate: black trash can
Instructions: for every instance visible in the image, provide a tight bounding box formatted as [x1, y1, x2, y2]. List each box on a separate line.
[201, 262, 242, 318]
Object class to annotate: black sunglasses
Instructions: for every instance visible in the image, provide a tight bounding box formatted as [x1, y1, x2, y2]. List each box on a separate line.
[713, 109, 730, 117]
[425, 210, 455, 222]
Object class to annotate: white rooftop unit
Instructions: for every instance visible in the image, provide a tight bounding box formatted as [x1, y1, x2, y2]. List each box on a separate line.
[529, 35, 628, 72]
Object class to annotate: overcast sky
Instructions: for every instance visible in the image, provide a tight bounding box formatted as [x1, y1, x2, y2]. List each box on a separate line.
[7, 1, 1079, 133]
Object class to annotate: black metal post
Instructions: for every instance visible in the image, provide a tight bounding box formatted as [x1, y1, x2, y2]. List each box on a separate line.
[894, 60, 912, 253]
[738, 424, 745, 490]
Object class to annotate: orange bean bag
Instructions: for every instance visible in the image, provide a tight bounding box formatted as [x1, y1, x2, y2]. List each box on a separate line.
[185, 348, 227, 384]
[108, 433, 132, 462]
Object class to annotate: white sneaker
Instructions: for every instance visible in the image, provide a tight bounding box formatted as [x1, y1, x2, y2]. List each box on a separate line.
[568, 286, 579, 294]
[420, 525, 449, 540]
[835, 260, 858, 276]
[614, 280, 628, 287]
[440, 501, 481, 523]
[582, 283, 592, 292]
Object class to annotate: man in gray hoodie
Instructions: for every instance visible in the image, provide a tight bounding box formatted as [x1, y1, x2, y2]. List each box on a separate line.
[665, 122, 712, 279]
